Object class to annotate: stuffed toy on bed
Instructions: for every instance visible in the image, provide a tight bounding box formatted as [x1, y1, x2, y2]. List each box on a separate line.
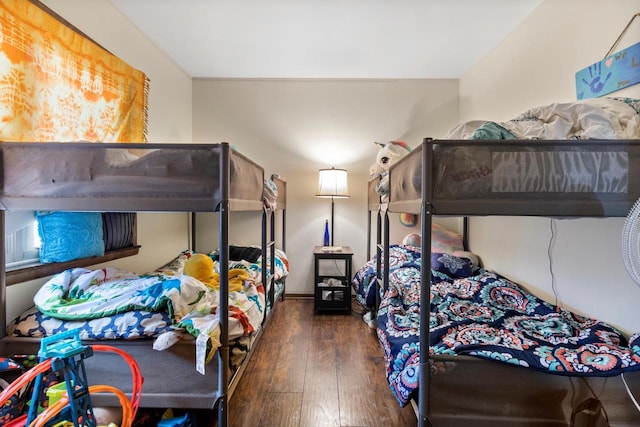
[369, 140, 412, 181]
[370, 140, 417, 226]
[183, 253, 248, 293]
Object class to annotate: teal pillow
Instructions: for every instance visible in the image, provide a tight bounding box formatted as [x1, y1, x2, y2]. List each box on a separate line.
[37, 212, 105, 263]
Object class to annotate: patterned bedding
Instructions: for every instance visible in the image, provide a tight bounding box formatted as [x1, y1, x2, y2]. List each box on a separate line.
[8, 248, 289, 361]
[352, 245, 640, 406]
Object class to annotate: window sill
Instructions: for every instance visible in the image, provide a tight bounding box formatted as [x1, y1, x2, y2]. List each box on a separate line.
[6, 246, 140, 286]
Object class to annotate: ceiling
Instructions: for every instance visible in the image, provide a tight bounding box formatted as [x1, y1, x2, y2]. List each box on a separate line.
[109, 0, 542, 79]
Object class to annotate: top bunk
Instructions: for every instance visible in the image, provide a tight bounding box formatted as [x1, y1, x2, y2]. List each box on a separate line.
[0, 141, 266, 212]
[387, 138, 640, 217]
[377, 98, 640, 218]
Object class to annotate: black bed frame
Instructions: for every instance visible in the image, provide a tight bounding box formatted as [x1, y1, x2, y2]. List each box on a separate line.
[0, 142, 287, 427]
[368, 137, 640, 426]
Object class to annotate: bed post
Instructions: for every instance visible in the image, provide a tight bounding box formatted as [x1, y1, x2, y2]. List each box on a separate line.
[282, 206, 286, 300]
[375, 206, 383, 311]
[261, 207, 275, 318]
[270, 207, 277, 303]
[217, 143, 231, 427]
[190, 212, 197, 251]
[367, 207, 372, 261]
[419, 138, 433, 426]
[383, 206, 390, 301]
[463, 216, 469, 251]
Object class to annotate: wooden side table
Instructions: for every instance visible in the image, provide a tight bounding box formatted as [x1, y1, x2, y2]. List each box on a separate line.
[313, 246, 353, 314]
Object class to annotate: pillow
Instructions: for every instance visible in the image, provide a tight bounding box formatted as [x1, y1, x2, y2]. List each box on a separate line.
[102, 212, 135, 251]
[229, 245, 262, 263]
[401, 224, 464, 255]
[431, 223, 464, 254]
[37, 211, 104, 263]
[431, 252, 474, 278]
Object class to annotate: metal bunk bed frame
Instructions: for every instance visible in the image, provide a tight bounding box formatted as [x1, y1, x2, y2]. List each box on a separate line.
[377, 137, 640, 426]
[0, 141, 286, 427]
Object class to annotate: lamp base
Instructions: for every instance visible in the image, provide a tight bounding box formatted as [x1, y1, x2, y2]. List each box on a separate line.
[321, 246, 343, 252]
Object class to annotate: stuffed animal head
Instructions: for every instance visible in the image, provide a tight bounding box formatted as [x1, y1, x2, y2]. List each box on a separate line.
[369, 140, 412, 178]
[184, 253, 214, 281]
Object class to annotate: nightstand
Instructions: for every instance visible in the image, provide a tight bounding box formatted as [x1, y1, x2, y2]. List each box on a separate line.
[313, 246, 353, 314]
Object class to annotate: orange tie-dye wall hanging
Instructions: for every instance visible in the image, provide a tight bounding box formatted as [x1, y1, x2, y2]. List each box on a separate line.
[0, 1, 149, 142]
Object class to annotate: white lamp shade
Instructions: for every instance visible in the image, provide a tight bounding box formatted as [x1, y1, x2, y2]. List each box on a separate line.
[316, 168, 349, 198]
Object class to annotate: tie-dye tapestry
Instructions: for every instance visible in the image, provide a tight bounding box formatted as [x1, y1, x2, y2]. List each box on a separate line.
[0, 1, 149, 142]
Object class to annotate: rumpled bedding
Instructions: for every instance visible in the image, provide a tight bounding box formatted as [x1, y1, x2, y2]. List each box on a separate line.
[263, 176, 279, 209]
[31, 265, 264, 359]
[353, 245, 640, 406]
[446, 97, 640, 140]
[10, 247, 289, 344]
[373, 97, 640, 199]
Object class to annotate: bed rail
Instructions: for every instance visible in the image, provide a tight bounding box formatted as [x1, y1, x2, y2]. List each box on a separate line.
[388, 138, 640, 217]
[0, 142, 265, 212]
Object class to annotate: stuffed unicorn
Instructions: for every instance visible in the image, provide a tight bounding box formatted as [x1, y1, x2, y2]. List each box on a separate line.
[369, 140, 412, 179]
[369, 140, 412, 202]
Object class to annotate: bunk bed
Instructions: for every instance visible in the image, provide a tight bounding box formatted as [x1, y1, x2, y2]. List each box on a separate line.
[358, 136, 640, 426]
[0, 142, 287, 427]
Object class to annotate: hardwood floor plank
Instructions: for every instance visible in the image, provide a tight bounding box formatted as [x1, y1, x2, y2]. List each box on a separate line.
[257, 392, 302, 427]
[299, 391, 341, 427]
[228, 298, 417, 427]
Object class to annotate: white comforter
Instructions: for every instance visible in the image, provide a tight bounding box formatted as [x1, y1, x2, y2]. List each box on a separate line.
[446, 97, 640, 140]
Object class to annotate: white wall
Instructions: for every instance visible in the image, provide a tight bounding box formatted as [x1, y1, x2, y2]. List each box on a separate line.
[460, 0, 640, 334]
[5, 0, 194, 322]
[192, 79, 460, 294]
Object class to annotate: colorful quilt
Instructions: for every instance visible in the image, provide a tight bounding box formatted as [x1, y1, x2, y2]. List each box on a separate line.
[10, 248, 289, 351]
[353, 245, 640, 406]
[30, 259, 266, 359]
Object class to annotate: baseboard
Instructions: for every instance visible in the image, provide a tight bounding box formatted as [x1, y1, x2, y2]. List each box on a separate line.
[284, 293, 313, 299]
[285, 294, 357, 301]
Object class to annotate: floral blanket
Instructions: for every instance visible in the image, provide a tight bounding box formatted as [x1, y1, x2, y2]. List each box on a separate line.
[353, 245, 640, 406]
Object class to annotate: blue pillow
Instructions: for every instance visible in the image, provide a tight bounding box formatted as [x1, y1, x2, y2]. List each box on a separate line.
[431, 252, 474, 278]
[37, 212, 104, 263]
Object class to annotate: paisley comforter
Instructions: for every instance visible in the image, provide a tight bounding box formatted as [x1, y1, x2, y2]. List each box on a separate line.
[353, 245, 640, 406]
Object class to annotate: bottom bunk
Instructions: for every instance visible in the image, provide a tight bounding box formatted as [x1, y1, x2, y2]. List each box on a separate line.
[353, 239, 640, 425]
[426, 354, 640, 426]
[0, 247, 289, 421]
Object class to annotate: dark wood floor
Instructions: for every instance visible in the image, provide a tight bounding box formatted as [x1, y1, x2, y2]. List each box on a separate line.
[223, 297, 417, 427]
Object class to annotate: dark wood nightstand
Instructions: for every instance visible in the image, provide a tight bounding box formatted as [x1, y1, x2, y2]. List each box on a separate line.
[313, 246, 353, 314]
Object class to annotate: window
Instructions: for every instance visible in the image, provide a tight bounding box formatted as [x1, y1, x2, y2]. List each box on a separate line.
[4, 211, 139, 286]
[5, 211, 39, 268]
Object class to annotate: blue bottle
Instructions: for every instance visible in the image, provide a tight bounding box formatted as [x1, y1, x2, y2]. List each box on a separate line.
[323, 220, 330, 246]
